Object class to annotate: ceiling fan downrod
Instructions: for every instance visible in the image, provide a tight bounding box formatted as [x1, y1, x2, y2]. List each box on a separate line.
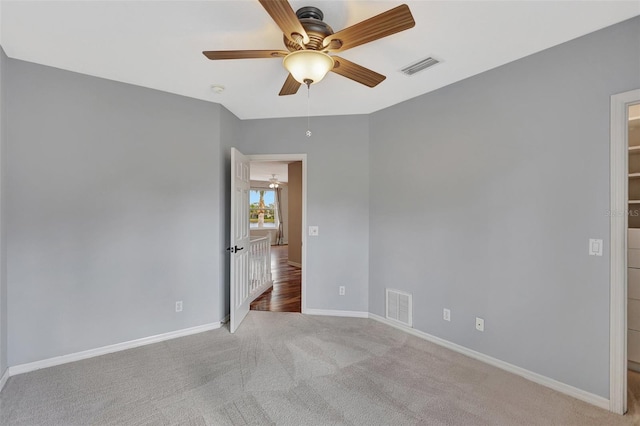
[306, 83, 312, 138]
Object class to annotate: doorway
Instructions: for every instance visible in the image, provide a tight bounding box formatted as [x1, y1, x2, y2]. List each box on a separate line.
[247, 159, 303, 313]
[610, 89, 640, 414]
[247, 154, 307, 315]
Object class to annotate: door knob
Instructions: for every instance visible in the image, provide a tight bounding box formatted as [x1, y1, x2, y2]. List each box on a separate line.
[226, 245, 244, 253]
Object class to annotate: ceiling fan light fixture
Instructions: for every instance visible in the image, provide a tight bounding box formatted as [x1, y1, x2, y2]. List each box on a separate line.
[283, 50, 334, 85]
[268, 174, 280, 189]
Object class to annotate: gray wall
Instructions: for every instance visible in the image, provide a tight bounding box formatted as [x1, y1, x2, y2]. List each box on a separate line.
[238, 115, 370, 313]
[6, 60, 224, 365]
[369, 16, 640, 398]
[0, 46, 7, 377]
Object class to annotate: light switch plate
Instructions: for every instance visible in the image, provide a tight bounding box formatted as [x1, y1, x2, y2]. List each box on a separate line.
[309, 226, 319, 236]
[589, 239, 603, 256]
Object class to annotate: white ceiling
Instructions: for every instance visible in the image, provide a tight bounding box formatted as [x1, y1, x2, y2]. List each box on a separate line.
[2, 1, 638, 120]
[250, 161, 290, 183]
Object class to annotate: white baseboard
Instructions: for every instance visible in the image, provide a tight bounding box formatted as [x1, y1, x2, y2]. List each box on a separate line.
[8, 322, 223, 377]
[629, 360, 640, 373]
[304, 308, 369, 318]
[287, 261, 301, 268]
[368, 313, 610, 411]
[0, 367, 8, 393]
[3, 311, 610, 412]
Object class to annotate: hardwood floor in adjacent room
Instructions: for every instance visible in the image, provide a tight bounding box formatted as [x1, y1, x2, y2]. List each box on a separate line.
[251, 245, 301, 313]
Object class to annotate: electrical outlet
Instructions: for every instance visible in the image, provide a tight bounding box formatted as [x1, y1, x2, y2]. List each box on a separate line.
[443, 308, 451, 322]
[175, 301, 183, 312]
[339, 286, 345, 296]
[309, 226, 319, 236]
[475, 317, 484, 332]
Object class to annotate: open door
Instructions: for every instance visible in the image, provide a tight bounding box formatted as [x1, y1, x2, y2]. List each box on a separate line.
[230, 148, 250, 333]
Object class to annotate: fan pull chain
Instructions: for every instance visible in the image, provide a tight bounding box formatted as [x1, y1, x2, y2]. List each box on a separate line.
[306, 83, 312, 138]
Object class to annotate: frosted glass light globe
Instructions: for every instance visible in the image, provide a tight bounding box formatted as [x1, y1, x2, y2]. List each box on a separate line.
[283, 51, 335, 85]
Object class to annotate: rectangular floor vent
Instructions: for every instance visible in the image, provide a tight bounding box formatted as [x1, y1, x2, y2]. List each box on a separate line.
[400, 57, 440, 76]
[386, 289, 413, 327]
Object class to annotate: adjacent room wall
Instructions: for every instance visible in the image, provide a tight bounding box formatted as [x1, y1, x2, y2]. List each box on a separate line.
[369, 16, 640, 398]
[238, 115, 369, 313]
[6, 59, 225, 366]
[281, 185, 289, 244]
[287, 161, 302, 266]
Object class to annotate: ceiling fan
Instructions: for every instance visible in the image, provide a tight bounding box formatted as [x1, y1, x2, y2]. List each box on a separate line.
[268, 174, 282, 188]
[203, 1, 415, 96]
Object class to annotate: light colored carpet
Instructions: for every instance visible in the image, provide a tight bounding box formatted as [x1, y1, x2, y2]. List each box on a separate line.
[0, 311, 634, 425]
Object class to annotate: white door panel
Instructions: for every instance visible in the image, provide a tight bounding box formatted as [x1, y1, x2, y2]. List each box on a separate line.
[230, 148, 250, 333]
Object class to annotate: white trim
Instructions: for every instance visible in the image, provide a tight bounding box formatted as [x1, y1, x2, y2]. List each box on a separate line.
[304, 309, 369, 318]
[0, 367, 8, 392]
[287, 260, 301, 268]
[369, 313, 610, 411]
[610, 89, 640, 415]
[8, 322, 221, 377]
[302, 157, 307, 313]
[247, 154, 307, 314]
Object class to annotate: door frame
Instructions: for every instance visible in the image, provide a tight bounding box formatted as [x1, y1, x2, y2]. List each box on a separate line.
[248, 154, 308, 313]
[610, 89, 640, 414]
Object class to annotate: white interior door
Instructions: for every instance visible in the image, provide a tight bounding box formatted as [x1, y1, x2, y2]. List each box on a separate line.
[230, 148, 250, 333]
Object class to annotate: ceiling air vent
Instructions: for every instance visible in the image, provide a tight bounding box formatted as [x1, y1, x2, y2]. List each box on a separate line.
[400, 57, 440, 76]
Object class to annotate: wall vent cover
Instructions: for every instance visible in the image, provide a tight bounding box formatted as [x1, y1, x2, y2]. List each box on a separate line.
[386, 289, 413, 327]
[400, 57, 440, 76]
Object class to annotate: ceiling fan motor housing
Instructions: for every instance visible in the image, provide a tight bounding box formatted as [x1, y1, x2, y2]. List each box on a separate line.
[283, 6, 334, 51]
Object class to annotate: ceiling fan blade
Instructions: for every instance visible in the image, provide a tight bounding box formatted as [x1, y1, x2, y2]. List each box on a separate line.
[203, 50, 288, 60]
[330, 56, 386, 88]
[259, 0, 309, 45]
[279, 73, 302, 96]
[322, 4, 415, 52]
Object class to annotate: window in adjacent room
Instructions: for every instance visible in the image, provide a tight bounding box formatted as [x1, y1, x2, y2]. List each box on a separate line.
[250, 189, 277, 228]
